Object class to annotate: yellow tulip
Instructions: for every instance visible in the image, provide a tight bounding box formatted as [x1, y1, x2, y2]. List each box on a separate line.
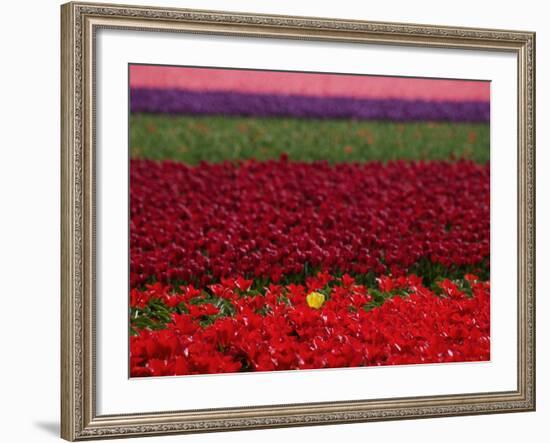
[306, 291, 325, 309]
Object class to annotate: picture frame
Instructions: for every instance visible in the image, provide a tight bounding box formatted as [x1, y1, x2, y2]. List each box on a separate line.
[61, 1, 536, 440]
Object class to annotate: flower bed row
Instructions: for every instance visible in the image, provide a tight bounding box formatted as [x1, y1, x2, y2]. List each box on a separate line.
[130, 158, 489, 289]
[130, 273, 490, 376]
[130, 88, 490, 122]
[129, 66, 490, 102]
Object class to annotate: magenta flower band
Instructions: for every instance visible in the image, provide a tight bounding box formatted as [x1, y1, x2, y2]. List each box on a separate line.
[130, 88, 490, 123]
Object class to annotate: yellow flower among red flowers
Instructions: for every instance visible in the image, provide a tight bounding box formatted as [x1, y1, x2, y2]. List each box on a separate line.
[306, 291, 325, 309]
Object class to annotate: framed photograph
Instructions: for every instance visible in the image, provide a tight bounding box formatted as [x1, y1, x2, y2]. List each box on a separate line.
[61, 1, 536, 440]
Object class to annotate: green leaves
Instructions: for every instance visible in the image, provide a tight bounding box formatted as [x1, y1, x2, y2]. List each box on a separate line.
[131, 297, 184, 331]
[130, 115, 490, 164]
[214, 297, 236, 317]
[409, 258, 489, 287]
[363, 289, 394, 312]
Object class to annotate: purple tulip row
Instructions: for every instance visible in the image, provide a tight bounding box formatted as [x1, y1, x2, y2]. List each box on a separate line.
[130, 88, 490, 122]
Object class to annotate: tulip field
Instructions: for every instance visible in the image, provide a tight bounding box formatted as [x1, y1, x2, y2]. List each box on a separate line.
[129, 66, 490, 377]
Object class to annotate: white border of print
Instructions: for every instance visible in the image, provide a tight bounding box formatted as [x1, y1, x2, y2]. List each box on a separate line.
[95, 28, 517, 415]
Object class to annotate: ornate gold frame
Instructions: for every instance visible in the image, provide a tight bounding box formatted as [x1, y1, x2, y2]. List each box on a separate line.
[61, 2, 536, 440]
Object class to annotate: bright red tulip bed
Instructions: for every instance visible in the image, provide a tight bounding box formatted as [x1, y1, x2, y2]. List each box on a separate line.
[129, 158, 490, 377]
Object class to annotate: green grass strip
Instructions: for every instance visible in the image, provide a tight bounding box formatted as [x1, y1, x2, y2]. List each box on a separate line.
[130, 114, 490, 164]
